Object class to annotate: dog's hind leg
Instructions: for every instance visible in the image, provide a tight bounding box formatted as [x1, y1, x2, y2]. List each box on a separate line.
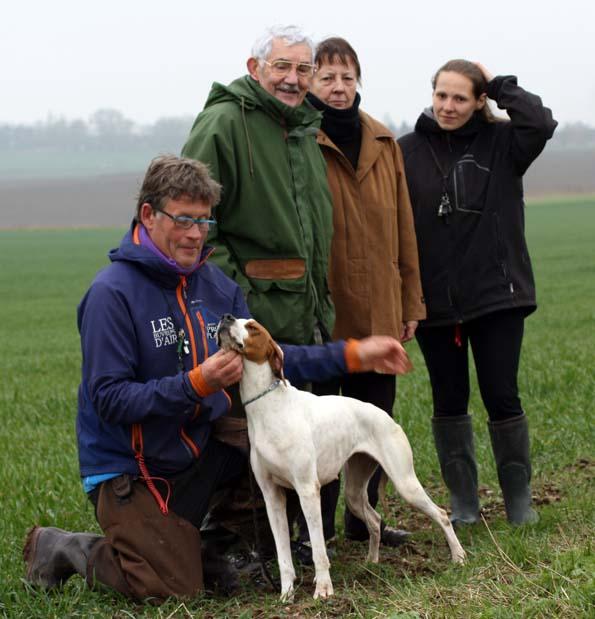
[343, 453, 382, 563]
[293, 481, 334, 599]
[376, 431, 466, 564]
[251, 462, 296, 601]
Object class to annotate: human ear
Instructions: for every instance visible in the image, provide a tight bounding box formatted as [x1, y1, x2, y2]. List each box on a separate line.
[140, 203, 156, 230]
[247, 57, 260, 81]
[476, 92, 487, 110]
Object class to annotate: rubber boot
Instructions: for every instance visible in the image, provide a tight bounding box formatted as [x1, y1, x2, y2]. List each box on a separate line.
[488, 414, 539, 525]
[23, 526, 102, 588]
[432, 415, 480, 526]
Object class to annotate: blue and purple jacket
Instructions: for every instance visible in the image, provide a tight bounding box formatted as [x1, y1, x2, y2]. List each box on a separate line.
[77, 223, 348, 485]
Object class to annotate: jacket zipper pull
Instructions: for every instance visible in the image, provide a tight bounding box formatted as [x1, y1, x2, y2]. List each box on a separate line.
[438, 192, 452, 219]
[177, 329, 190, 370]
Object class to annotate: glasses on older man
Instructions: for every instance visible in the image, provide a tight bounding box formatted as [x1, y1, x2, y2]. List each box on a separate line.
[263, 59, 316, 78]
[153, 207, 217, 231]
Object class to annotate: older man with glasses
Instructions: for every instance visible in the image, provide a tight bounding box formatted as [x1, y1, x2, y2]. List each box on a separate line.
[182, 25, 332, 350]
[182, 25, 339, 562]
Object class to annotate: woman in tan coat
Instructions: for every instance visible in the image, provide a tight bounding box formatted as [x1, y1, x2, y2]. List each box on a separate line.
[299, 37, 425, 552]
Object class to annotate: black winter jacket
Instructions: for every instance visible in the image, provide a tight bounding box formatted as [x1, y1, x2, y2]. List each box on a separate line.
[398, 75, 557, 327]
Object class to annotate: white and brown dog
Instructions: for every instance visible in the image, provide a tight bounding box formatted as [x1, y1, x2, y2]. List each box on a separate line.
[217, 315, 465, 601]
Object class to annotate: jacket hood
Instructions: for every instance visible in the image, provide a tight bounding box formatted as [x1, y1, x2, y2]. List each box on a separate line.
[204, 75, 322, 128]
[415, 107, 484, 137]
[109, 222, 213, 288]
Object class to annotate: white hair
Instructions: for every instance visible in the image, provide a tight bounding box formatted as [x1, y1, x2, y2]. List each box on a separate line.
[251, 25, 315, 63]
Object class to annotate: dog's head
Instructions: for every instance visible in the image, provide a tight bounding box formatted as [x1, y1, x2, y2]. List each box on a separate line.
[217, 314, 285, 381]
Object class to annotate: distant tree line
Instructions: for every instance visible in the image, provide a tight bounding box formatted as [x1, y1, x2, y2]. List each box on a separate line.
[383, 116, 595, 148]
[0, 109, 194, 153]
[1, 109, 594, 152]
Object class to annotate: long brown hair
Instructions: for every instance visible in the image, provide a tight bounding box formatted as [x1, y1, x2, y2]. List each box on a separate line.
[432, 59, 497, 123]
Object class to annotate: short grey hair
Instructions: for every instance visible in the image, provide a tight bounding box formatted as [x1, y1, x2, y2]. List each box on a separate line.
[251, 25, 315, 63]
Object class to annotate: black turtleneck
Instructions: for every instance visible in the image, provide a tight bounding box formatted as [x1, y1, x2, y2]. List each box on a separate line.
[415, 109, 485, 170]
[307, 92, 362, 170]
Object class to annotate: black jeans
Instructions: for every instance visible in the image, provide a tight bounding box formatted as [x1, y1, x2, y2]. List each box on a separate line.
[415, 309, 526, 422]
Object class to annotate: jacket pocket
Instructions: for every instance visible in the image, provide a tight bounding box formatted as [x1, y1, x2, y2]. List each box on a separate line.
[246, 275, 309, 343]
[244, 258, 306, 280]
[454, 155, 491, 214]
[132, 421, 195, 477]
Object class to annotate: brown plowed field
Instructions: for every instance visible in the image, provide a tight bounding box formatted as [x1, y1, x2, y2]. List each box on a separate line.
[1, 172, 142, 228]
[1, 150, 594, 228]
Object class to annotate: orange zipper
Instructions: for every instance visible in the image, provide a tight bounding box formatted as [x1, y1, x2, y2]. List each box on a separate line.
[176, 277, 204, 430]
[180, 427, 200, 458]
[176, 277, 198, 368]
[195, 311, 209, 362]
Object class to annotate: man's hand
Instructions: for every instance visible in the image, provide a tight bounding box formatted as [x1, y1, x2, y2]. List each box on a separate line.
[400, 320, 418, 343]
[200, 349, 243, 390]
[357, 336, 413, 375]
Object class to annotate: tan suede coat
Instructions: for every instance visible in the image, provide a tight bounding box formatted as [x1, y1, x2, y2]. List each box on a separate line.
[317, 111, 425, 340]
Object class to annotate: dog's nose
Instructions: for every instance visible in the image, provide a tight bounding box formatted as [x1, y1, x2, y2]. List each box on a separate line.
[220, 314, 235, 324]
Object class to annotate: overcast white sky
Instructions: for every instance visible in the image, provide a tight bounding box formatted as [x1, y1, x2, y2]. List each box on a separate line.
[3, 0, 594, 127]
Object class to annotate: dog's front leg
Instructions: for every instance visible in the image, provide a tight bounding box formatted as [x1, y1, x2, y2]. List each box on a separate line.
[251, 462, 296, 601]
[295, 485, 334, 599]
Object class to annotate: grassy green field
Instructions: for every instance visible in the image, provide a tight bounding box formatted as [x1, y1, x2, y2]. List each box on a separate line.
[1, 197, 593, 618]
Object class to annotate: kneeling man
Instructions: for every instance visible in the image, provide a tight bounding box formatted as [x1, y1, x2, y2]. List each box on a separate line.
[23, 154, 411, 603]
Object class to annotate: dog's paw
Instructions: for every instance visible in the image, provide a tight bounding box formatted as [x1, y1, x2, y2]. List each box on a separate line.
[313, 577, 334, 599]
[366, 550, 380, 563]
[452, 547, 467, 564]
[279, 584, 294, 603]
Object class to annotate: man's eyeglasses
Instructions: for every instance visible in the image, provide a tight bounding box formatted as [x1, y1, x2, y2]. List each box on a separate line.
[153, 207, 216, 231]
[263, 59, 316, 78]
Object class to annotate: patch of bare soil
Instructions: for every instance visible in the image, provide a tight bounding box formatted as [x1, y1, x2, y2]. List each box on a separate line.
[380, 457, 593, 529]
[563, 457, 593, 475]
[0, 172, 142, 228]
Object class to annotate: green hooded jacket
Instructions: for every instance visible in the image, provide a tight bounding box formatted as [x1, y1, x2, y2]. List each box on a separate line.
[182, 76, 335, 345]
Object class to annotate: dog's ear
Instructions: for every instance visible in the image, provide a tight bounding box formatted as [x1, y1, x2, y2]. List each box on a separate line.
[267, 340, 286, 383]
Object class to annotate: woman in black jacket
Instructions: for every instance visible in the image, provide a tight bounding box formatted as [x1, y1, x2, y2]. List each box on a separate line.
[398, 60, 557, 525]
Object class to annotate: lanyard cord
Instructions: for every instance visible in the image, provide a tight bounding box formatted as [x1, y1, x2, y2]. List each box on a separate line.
[159, 281, 190, 371]
[425, 137, 456, 221]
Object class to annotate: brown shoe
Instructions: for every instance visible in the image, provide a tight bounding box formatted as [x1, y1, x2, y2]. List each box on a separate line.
[24, 526, 102, 588]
